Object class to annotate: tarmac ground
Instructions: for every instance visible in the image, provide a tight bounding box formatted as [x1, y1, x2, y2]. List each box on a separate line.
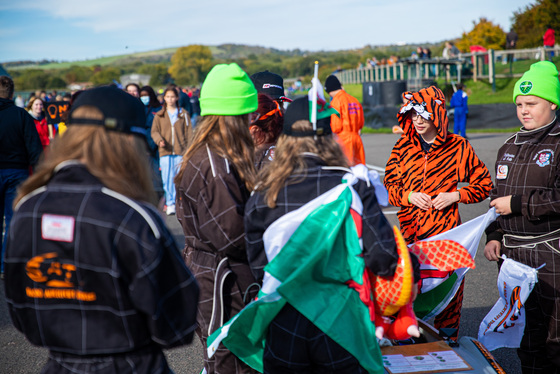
[0, 131, 522, 374]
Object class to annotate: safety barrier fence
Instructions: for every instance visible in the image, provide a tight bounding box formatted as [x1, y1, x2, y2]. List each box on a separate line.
[335, 46, 560, 86]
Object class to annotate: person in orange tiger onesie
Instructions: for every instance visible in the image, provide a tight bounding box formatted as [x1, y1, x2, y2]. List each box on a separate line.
[384, 86, 492, 340]
[325, 75, 366, 165]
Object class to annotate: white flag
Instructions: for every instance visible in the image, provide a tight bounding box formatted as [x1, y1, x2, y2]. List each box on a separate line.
[478, 255, 538, 350]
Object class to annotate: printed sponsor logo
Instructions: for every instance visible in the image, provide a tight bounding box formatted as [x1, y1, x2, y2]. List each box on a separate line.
[25, 252, 96, 301]
[262, 84, 283, 90]
[45, 101, 70, 125]
[348, 102, 361, 115]
[491, 285, 523, 333]
[496, 165, 508, 179]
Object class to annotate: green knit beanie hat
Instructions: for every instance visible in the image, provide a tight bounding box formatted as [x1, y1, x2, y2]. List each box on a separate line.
[200, 63, 258, 116]
[513, 61, 560, 106]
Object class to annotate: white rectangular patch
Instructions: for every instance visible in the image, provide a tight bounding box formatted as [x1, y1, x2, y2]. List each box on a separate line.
[496, 165, 508, 180]
[42, 214, 75, 242]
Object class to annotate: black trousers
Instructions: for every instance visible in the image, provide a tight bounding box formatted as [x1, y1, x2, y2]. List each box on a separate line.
[503, 232, 560, 374]
[263, 304, 368, 374]
[42, 347, 171, 374]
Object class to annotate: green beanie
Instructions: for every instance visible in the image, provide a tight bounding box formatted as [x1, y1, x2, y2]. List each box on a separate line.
[200, 63, 258, 116]
[513, 61, 560, 106]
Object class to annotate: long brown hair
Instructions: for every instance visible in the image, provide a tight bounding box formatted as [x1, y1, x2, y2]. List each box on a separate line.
[162, 87, 179, 110]
[257, 120, 348, 208]
[26, 96, 44, 114]
[15, 106, 156, 206]
[175, 114, 257, 190]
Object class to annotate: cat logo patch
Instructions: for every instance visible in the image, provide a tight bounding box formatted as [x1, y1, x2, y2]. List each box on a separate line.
[496, 165, 508, 179]
[25, 252, 97, 301]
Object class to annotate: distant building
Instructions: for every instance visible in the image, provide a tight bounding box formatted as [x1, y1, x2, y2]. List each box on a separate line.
[67, 82, 93, 91]
[120, 74, 151, 87]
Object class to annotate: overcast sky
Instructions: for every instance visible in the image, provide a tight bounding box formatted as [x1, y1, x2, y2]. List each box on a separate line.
[0, 0, 534, 63]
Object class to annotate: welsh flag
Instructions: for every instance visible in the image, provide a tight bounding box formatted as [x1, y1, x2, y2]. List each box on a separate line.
[207, 180, 384, 374]
[413, 208, 498, 319]
[308, 77, 339, 121]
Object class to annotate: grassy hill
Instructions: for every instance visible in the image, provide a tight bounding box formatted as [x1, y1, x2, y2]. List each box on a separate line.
[6, 47, 178, 70]
[5, 41, 435, 71]
[6, 42, 556, 107]
[5, 44, 304, 70]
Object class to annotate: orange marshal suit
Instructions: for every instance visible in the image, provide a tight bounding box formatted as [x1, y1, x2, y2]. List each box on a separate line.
[330, 90, 366, 165]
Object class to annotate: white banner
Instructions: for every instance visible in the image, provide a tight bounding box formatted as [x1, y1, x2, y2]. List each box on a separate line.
[478, 255, 538, 351]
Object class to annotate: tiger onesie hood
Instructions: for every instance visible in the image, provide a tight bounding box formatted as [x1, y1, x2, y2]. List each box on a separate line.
[397, 86, 448, 151]
[384, 86, 492, 244]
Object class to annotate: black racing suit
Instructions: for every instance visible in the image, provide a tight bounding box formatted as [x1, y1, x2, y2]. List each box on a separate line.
[4, 163, 199, 374]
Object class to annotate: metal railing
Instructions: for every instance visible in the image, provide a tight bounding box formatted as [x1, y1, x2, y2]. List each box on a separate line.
[335, 46, 560, 86]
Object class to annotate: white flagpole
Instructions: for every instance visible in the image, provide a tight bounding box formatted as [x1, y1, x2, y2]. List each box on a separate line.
[311, 61, 319, 133]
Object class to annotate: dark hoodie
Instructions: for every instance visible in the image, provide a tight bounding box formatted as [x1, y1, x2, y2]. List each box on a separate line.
[384, 86, 492, 244]
[0, 98, 43, 169]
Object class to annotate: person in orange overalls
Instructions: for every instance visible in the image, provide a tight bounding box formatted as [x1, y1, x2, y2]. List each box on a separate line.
[325, 75, 366, 165]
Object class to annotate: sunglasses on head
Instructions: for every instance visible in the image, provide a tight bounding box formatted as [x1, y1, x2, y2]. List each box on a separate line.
[250, 101, 282, 124]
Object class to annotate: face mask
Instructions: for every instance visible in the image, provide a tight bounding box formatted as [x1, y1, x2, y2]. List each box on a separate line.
[140, 96, 150, 105]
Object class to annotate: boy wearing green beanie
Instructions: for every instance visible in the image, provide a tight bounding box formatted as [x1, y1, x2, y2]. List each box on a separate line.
[174, 63, 259, 374]
[485, 61, 560, 373]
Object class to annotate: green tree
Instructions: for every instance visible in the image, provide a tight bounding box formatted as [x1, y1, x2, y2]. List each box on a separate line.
[138, 63, 170, 86]
[512, 0, 560, 48]
[64, 65, 94, 83]
[90, 67, 122, 86]
[456, 18, 506, 52]
[169, 45, 213, 85]
[13, 69, 50, 90]
[47, 76, 67, 89]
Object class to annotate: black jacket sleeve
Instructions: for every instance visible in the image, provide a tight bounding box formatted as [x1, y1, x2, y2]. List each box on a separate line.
[128, 214, 200, 348]
[355, 180, 399, 278]
[244, 193, 268, 283]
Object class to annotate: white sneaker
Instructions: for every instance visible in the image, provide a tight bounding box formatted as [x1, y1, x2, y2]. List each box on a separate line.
[166, 205, 176, 215]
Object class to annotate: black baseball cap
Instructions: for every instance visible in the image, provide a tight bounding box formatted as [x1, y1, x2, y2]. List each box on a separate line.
[283, 96, 332, 137]
[68, 86, 146, 138]
[250, 71, 292, 102]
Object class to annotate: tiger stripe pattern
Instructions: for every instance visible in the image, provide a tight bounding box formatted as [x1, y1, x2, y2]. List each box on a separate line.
[384, 86, 493, 245]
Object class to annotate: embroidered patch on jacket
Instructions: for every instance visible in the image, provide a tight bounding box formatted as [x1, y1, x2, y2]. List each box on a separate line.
[496, 165, 508, 179]
[266, 146, 276, 161]
[42, 214, 75, 242]
[501, 153, 515, 162]
[534, 149, 554, 167]
[519, 81, 533, 94]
